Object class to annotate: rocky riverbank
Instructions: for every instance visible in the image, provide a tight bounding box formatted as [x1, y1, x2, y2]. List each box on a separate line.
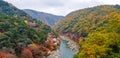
[60, 36, 79, 53]
[47, 35, 79, 58]
[47, 50, 60, 58]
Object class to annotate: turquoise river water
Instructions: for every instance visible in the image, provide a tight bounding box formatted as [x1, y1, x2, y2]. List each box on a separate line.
[59, 39, 75, 58]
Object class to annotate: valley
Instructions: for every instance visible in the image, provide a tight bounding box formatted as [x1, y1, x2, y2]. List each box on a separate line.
[0, 0, 120, 58]
[48, 37, 77, 58]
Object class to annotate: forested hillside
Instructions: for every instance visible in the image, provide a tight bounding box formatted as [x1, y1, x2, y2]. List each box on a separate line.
[0, 0, 51, 46]
[54, 5, 120, 41]
[0, 0, 60, 58]
[1, 0, 120, 58]
[0, 0, 32, 20]
[54, 5, 120, 58]
[0, 14, 51, 47]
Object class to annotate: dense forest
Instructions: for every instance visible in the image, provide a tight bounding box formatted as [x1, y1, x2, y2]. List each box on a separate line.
[0, 13, 51, 47]
[54, 5, 120, 58]
[0, 0, 60, 58]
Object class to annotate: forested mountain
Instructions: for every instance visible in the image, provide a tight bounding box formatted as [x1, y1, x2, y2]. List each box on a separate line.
[54, 5, 120, 40]
[0, 0, 51, 44]
[0, 0, 60, 58]
[0, 14, 51, 47]
[23, 9, 64, 26]
[0, 0, 32, 20]
[54, 5, 120, 58]
[1, 0, 120, 58]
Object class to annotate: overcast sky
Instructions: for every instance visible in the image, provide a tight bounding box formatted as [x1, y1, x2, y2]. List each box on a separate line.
[4, 0, 120, 16]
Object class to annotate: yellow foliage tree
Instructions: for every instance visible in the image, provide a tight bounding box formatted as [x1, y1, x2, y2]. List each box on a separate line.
[24, 20, 28, 24]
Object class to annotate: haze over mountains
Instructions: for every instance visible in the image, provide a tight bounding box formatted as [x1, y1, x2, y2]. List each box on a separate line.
[23, 9, 64, 26]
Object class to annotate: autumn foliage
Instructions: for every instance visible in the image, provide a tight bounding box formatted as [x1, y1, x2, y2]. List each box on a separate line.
[73, 7, 120, 58]
[54, 5, 120, 58]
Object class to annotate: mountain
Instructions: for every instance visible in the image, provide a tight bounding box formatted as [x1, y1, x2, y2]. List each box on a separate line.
[54, 5, 120, 40]
[0, 1, 58, 58]
[0, 0, 52, 49]
[0, 0, 32, 20]
[23, 9, 64, 26]
[54, 5, 120, 58]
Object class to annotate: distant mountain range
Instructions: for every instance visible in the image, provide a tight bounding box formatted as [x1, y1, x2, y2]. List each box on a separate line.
[23, 9, 64, 26]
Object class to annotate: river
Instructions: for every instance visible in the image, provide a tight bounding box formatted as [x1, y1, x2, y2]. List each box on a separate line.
[59, 39, 75, 58]
[47, 36, 79, 58]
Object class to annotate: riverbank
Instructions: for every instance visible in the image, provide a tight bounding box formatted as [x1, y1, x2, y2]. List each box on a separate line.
[47, 35, 79, 58]
[60, 36, 79, 53]
[47, 50, 60, 58]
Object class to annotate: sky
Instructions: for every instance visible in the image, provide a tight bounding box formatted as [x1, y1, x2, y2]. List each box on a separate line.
[4, 0, 120, 16]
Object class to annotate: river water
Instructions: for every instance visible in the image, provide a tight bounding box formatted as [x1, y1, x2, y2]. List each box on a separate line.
[47, 36, 78, 58]
[59, 39, 75, 58]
